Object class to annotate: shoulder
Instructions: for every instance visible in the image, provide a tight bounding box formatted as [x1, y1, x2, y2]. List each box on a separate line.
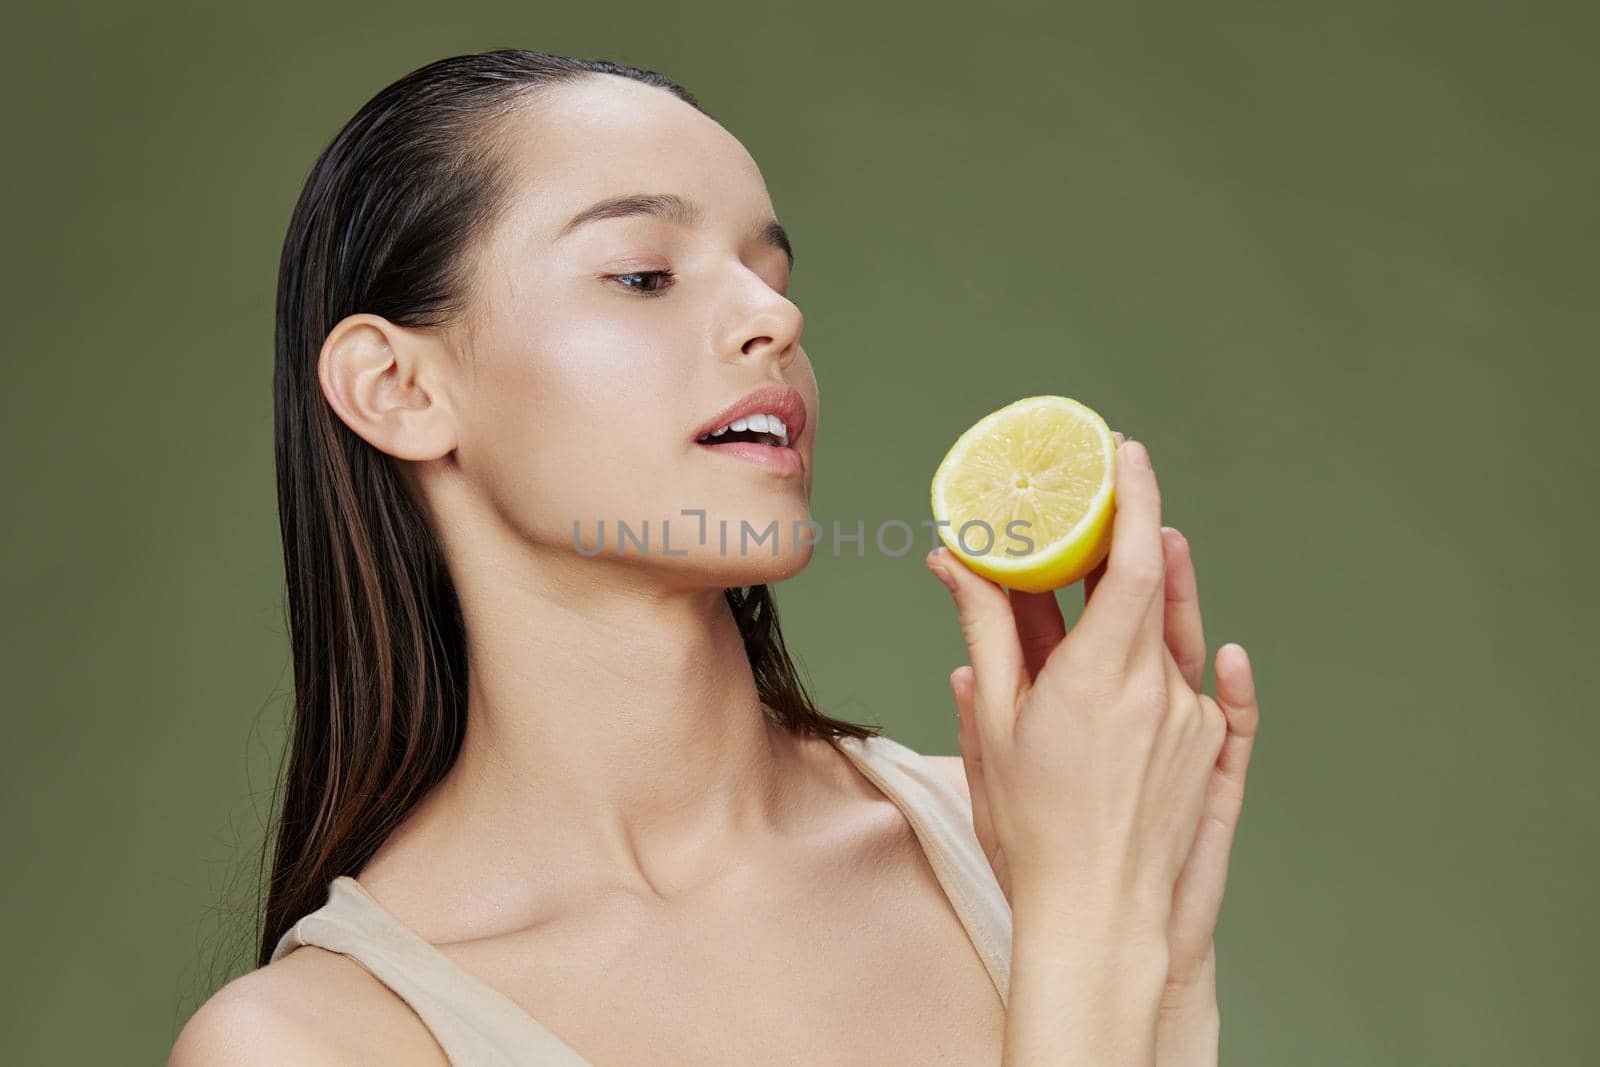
[168, 959, 344, 1066]
[169, 946, 447, 1066]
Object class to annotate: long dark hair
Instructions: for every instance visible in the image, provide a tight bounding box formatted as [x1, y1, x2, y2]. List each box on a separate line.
[259, 48, 879, 968]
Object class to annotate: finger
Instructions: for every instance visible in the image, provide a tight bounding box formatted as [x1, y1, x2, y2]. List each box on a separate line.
[1083, 553, 1109, 605]
[1009, 587, 1065, 681]
[1161, 526, 1207, 692]
[1212, 643, 1260, 799]
[1165, 715, 1238, 966]
[927, 547, 1025, 737]
[1080, 438, 1166, 659]
[950, 664, 996, 845]
[1081, 431, 1123, 607]
[1160, 638, 1192, 710]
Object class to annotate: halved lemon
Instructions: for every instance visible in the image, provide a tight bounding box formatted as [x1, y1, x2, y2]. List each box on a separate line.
[930, 395, 1117, 593]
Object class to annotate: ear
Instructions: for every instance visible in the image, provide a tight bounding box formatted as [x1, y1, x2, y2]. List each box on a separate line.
[317, 313, 457, 462]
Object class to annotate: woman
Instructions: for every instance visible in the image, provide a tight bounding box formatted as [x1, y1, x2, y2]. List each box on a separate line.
[172, 49, 1260, 1065]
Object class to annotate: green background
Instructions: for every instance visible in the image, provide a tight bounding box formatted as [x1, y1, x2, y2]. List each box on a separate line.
[4, 1, 1595, 1062]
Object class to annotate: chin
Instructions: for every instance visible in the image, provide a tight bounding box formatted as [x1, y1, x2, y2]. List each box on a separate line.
[667, 537, 816, 589]
[731, 542, 815, 586]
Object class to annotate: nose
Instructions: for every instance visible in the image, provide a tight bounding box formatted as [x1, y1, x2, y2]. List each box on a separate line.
[725, 285, 803, 368]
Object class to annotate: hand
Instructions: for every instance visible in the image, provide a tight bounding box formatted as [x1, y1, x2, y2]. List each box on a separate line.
[941, 430, 1260, 1067]
[927, 433, 1230, 930]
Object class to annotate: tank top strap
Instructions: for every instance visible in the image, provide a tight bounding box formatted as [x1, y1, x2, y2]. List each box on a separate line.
[270, 878, 594, 1066]
[832, 732, 1013, 1008]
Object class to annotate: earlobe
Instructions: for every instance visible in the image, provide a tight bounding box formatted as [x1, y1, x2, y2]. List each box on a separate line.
[317, 313, 457, 462]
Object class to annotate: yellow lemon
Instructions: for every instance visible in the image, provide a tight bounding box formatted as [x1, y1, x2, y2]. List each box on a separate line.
[929, 395, 1117, 593]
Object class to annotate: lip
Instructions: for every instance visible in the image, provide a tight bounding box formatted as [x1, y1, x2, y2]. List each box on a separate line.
[690, 384, 808, 448]
[698, 440, 806, 476]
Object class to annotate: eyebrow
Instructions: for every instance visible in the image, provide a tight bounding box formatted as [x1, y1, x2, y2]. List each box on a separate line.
[554, 192, 794, 269]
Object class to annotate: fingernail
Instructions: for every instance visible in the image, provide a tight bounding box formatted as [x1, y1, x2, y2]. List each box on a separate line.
[1124, 440, 1151, 470]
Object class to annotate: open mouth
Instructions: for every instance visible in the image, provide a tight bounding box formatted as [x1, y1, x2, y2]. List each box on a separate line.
[695, 413, 791, 449]
[693, 413, 804, 475]
[697, 427, 787, 448]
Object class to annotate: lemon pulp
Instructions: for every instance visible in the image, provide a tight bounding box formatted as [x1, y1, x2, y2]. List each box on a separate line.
[929, 395, 1116, 593]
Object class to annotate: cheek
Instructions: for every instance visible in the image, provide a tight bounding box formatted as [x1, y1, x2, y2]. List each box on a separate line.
[463, 320, 694, 543]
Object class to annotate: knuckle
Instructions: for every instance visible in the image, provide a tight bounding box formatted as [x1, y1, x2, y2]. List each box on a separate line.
[1128, 673, 1170, 723]
[1209, 728, 1227, 763]
[1170, 690, 1203, 731]
[1203, 703, 1227, 750]
[1020, 632, 1057, 662]
[1114, 557, 1166, 597]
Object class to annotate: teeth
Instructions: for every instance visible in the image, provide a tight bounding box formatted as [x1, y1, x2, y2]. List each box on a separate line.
[698, 412, 791, 447]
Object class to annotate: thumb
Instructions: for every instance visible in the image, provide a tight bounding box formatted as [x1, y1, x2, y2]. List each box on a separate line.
[927, 547, 1023, 736]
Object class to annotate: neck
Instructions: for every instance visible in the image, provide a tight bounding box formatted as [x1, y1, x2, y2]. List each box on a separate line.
[388, 533, 815, 901]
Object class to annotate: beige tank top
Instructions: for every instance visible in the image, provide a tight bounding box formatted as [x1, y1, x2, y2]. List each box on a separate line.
[268, 732, 1013, 1066]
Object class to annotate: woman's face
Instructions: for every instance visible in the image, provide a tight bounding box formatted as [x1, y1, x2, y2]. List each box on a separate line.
[446, 75, 818, 588]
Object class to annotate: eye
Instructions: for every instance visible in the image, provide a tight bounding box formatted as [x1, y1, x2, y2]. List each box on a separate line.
[607, 269, 676, 297]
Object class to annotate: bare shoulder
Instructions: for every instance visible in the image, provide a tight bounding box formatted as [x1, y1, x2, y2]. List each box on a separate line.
[922, 754, 972, 806]
[168, 967, 341, 1066]
[169, 946, 447, 1066]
